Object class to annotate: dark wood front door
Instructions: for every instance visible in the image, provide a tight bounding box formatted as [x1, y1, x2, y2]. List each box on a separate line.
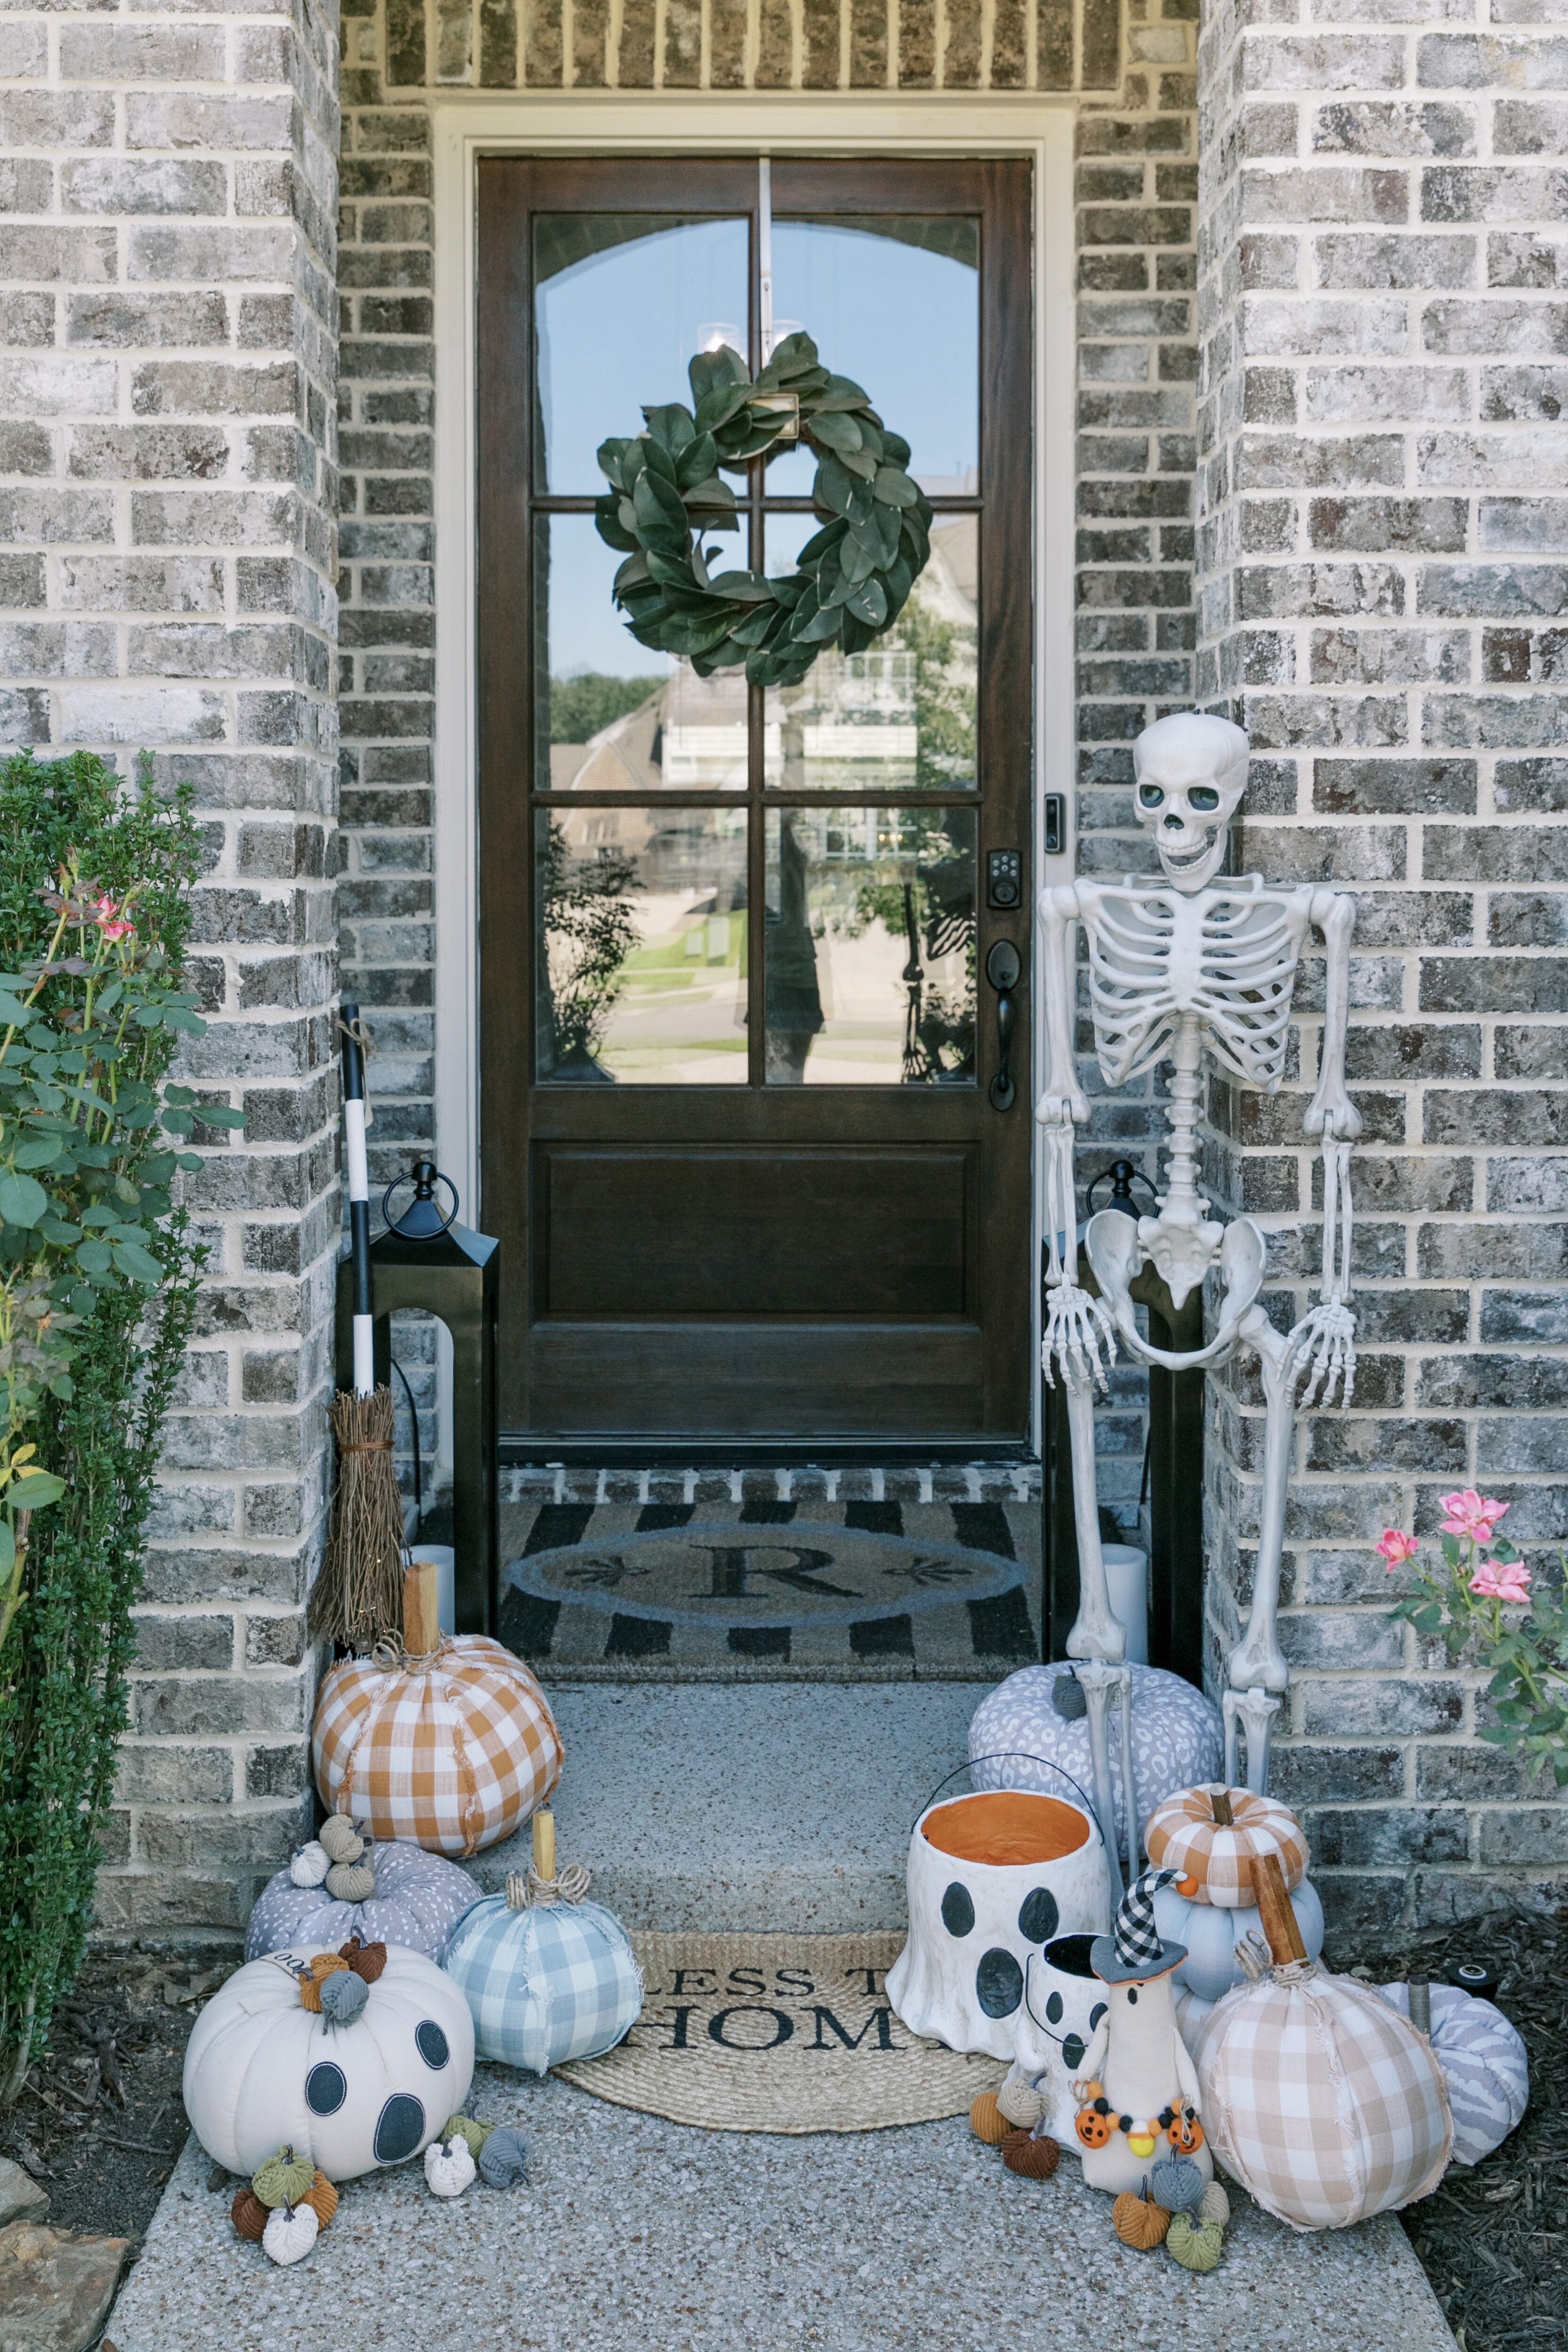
[477, 154, 1033, 1447]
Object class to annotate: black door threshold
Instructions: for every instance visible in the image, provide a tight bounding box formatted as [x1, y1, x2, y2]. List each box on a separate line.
[499, 1438, 1036, 1468]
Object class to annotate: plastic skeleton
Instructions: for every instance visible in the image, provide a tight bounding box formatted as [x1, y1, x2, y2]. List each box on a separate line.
[1037, 713, 1361, 1801]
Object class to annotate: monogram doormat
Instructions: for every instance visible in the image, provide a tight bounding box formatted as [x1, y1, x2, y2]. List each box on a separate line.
[555, 1932, 1004, 2133]
[497, 1495, 1040, 1679]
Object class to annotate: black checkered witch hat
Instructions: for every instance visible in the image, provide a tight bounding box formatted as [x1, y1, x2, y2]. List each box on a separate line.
[1090, 1867, 1188, 1986]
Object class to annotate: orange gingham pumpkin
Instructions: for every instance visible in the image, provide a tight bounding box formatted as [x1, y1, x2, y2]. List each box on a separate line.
[312, 1638, 563, 1859]
[1144, 1783, 1308, 1908]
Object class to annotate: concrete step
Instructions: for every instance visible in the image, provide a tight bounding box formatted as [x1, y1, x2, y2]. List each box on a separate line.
[470, 1680, 982, 1932]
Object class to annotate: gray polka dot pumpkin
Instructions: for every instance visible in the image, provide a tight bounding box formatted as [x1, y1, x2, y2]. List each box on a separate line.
[969, 1663, 1223, 1850]
[183, 1945, 474, 2182]
[244, 1830, 480, 1966]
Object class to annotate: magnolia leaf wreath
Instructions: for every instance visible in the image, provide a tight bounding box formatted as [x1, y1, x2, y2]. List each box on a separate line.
[593, 332, 935, 691]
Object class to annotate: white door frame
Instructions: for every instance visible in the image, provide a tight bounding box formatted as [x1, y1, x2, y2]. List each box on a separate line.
[430, 94, 1076, 1446]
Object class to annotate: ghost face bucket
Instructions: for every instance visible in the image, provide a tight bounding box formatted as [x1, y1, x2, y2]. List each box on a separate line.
[1012, 1934, 1111, 2131]
[887, 1776, 1112, 2060]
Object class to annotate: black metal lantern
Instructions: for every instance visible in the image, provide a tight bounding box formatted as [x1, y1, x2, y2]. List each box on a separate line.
[333, 1159, 499, 1636]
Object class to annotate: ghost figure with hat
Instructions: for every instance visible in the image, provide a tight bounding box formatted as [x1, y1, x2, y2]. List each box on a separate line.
[1071, 1869, 1213, 2198]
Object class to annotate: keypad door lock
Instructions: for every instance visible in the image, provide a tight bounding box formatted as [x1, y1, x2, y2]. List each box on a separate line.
[986, 848, 1022, 910]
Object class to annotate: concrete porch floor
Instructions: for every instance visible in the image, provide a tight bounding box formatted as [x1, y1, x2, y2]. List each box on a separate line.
[105, 1683, 1457, 2352]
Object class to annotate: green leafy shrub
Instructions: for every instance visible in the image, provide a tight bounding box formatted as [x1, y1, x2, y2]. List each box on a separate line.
[0, 750, 237, 2103]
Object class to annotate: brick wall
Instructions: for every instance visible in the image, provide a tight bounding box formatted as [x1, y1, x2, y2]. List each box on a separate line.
[0, 0, 342, 1939]
[1196, 0, 1568, 1933]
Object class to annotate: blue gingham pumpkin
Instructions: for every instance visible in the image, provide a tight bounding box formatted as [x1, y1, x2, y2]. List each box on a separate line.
[443, 1888, 642, 2074]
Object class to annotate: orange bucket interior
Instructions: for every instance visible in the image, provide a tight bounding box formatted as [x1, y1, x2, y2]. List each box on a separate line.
[922, 1791, 1089, 1868]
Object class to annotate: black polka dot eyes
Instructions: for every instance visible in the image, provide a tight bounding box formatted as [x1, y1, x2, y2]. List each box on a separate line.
[1017, 1888, 1059, 1945]
[1090, 2002, 1107, 2032]
[415, 2020, 450, 2069]
[941, 1883, 975, 1938]
[1045, 1990, 1063, 2025]
[1061, 2033, 1085, 2071]
[304, 2061, 345, 2116]
[1127, 1987, 1139, 2005]
[975, 1948, 1024, 2019]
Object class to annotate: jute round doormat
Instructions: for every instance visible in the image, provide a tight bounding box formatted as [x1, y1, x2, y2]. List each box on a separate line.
[553, 1931, 1005, 2134]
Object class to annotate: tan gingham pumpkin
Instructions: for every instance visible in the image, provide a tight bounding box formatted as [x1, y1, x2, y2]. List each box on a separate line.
[312, 1638, 562, 1859]
[1144, 1783, 1308, 1908]
[1194, 1960, 1452, 2231]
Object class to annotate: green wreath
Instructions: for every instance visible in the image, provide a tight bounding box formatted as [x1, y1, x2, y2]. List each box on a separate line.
[594, 332, 934, 691]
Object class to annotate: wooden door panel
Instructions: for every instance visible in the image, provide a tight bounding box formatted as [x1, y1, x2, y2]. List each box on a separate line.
[538, 1146, 971, 1318]
[530, 1322, 986, 1437]
[477, 153, 1033, 1449]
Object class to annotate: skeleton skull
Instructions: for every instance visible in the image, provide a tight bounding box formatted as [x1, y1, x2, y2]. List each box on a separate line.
[1132, 713, 1250, 892]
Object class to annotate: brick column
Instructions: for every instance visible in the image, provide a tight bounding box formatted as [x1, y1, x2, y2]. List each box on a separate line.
[1196, 0, 1568, 1930]
[0, 0, 342, 1940]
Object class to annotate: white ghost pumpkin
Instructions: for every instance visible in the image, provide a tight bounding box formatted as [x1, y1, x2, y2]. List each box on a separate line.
[888, 1789, 1111, 2059]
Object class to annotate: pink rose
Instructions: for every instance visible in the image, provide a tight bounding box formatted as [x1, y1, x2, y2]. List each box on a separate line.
[91, 892, 135, 942]
[1438, 1489, 1509, 1544]
[1376, 1529, 1419, 1569]
[1470, 1560, 1531, 1605]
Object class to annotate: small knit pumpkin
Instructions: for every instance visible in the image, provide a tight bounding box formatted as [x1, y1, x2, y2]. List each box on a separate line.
[1199, 2180, 1230, 2228]
[1113, 2187, 1171, 2250]
[425, 2133, 477, 2199]
[1166, 2211, 1224, 2272]
[997, 2078, 1046, 2130]
[1150, 2155, 1204, 2213]
[231, 2188, 268, 2242]
[339, 1934, 388, 1984]
[289, 1842, 330, 1890]
[298, 1951, 350, 2013]
[442, 2114, 495, 2158]
[970, 2090, 1010, 2145]
[302, 2170, 338, 2229]
[318, 1815, 365, 1865]
[319, 1969, 369, 2026]
[263, 2199, 319, 2266]
[477, 2124, 529, 2190]
[252, 2145, 316, 2210]
[1001, 2130, 1060, 2180]
[325, 1859, 377, 1904]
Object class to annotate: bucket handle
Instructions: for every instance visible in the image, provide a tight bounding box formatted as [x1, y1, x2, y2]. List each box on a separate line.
[915, 1752, 1105, 1848]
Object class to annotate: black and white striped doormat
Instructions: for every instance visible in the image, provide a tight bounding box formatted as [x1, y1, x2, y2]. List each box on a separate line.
[499, 1488, 1040, 1679]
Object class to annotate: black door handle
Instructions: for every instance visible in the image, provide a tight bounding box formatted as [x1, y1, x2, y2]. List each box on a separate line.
[986, 940, 1021, 1112]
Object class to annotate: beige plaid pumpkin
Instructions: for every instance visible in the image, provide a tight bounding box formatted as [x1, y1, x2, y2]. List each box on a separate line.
[312, 1637, 563, 1858]
[1144, 1783, 1308, 1907]
[1195, 1960, 1452, 2230]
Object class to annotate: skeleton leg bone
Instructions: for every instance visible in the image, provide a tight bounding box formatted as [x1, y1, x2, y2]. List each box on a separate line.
[1224, 1685, 1283, 1796]
[1225, 1306, 1297, 1742]
[1075, 1661, 1130, 1903]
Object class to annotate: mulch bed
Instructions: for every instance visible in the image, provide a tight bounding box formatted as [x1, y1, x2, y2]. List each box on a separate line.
[0, 1948, 233, 2245]
[1348, 1906, 1568, 2352]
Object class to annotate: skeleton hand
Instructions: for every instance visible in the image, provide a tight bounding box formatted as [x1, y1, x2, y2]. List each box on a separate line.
[1287, 1294, 1357, 1410]
[1043, 1281, 1119, 1396]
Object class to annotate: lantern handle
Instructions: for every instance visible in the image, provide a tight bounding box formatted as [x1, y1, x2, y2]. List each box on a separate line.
[915, 1753, 1106, 1848]
[382, 1159, 460, 1238]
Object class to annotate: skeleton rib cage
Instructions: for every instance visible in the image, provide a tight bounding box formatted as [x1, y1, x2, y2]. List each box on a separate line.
[1080, 880, 1317, 1093]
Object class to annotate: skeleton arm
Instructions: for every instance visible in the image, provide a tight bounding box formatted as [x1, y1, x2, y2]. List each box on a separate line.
[1290, 890, 1362, 1408]
[1036, 884, 1118, 1394]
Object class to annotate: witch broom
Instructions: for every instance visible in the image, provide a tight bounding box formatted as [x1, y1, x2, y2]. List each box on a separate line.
[308, 1003, 407, 1650]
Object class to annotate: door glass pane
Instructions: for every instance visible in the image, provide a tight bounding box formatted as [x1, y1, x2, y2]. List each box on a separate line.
[537, 515, 748, 792]
[762, 217, 979, 497]
[763, 807, 977, 1085]
[534, 215, 748, 493]
[536, 808, 749, 1084]
[761, 512, 977, 792]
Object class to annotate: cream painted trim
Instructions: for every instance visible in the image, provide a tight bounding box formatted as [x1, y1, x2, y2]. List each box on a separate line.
[431, 95, 1075, 1438]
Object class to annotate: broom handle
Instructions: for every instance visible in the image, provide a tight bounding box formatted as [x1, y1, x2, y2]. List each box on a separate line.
[341, 999, 374, 1397]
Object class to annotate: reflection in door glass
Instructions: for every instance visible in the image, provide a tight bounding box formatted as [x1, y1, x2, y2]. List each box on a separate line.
[534, 215, 748, 493]
[537, 516, 748, 792]
[535, 808, 748, 1084]
[763, 216, 979, 496]
[762, 512, 978, 791]
[764, 808, 976, 1085]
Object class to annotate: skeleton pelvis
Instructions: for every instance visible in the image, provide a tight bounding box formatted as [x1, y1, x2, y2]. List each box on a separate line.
[1137, 1211, 1226, 1313]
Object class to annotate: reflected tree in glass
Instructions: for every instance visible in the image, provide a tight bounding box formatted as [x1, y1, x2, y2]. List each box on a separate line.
[535, 821, 641, 1081]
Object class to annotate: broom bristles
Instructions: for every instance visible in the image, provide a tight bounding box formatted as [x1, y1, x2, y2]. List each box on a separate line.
[310, 1383, 407, 1650]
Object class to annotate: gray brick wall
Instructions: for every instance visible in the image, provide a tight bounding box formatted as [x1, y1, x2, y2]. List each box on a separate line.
[0, 0, 343, 1939]
[1195, 0, 1568, 1933]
